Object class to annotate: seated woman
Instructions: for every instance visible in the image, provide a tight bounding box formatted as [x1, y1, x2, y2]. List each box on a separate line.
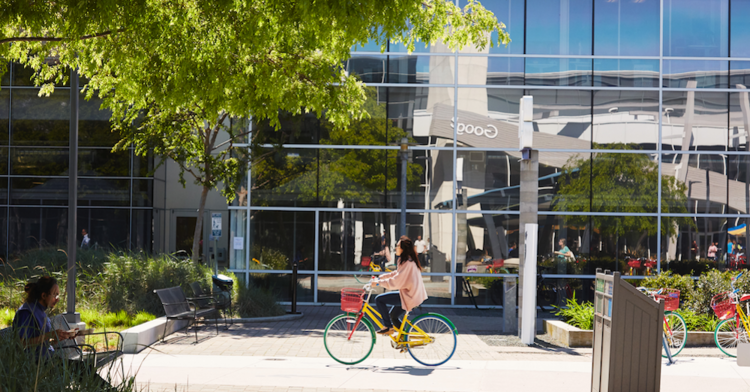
[13, 276, 114, 390]
[371, 236, 428, 335]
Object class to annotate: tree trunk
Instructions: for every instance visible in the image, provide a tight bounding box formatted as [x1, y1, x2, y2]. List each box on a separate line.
[192, 185, 210, 263]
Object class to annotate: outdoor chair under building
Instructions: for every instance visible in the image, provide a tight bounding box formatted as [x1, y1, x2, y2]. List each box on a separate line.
[153, 286, 220, 343]
[51, 315, 125, 378]
[190, 281, 231, 329]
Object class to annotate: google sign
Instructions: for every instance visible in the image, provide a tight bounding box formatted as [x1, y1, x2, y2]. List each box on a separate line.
[451, 117, 499, 139]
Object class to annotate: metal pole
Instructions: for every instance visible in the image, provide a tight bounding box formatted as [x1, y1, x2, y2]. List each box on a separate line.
[65, 70, 80, 323]
[400, 138, 408, 238]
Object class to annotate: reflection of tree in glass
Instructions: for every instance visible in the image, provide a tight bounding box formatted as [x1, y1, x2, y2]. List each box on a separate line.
[553, 143, 693, 252]
[252, 88, 423, 205]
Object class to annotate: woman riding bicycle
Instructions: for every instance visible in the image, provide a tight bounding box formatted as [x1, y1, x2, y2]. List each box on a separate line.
[371, 235, 428, 335]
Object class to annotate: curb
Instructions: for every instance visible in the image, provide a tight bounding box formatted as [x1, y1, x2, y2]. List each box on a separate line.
[225, 313, 304, 323]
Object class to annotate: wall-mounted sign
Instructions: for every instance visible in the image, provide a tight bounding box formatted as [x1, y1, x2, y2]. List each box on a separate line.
[451, 117, 499, 139]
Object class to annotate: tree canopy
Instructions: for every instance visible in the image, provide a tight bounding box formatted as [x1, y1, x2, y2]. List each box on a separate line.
[1, 0, 508, 260]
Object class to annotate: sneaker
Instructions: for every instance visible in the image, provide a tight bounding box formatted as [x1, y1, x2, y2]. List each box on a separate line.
[377, 327, 395, 335]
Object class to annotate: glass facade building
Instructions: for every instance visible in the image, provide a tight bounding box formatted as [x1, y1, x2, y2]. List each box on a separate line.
[228, 0, 750, 307]
[0, 63, 154, 261]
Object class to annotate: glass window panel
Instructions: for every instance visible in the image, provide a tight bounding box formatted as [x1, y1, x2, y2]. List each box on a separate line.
[731, 0, 750, 57]
[482, 57, 524, 85]
[77, 208, 130, 249]
[727, 155, 750, 215]
[78, 178, 130, 207]
[79, 94, 118, 147]
[529, 89, 592, 150]
[388, 55, 453, 84]
[249, 210, 315, 271]
[253, 112, 321, 145]
[250, 273, 314, 303]
[457, 213, 519, 274]
[0, 176, 6, 204]
[540, 151, 592, 213]
[352, 39, 383, 53]
[78, 148, 129, 177]
[664, 0, 728, 57]
[11, 63, 70, 87]
[525, 0, 592, 55]
[665, 154, 725, 215]
[10, 178, 67, 206]
[663, 217, 727, 273]
[0, 207, 6, 258]
[449, 88, 523, 150]
[1, 63, 8, 85]
[346, 55, 386, 84]
[661, 92, 728, 152]
[131, 209, 152, 251]
[251, 148, 317, 207]
[591, 152, 659, 213]
[594, 0, 659, 56]
[663, 60, 728, 89]
[730, 91, 750, 151]
[8, 208, 67, 254]
[593, 59, 659, 88]
[133, 151, 154, 177]
[0, 147, 6, 175]
[583, 215, 659, 275]
[386, 149, 439, 210]
[593, 90, 659, 149]
[10, 148, 69, 176]
[388, 87, 457, 147]
[230, 117, 250, 145]
[132, 179, 153, 207]
[450, 151, 520, 211]
[730, 61, 750, 89]
[11, 89, 69, 146]
[230, 209, 247, 270]
[459, 0, 524, 55]
[0, 89, 8, 144]
[538, 214, 591, 274]
[525, 58, 592, 87]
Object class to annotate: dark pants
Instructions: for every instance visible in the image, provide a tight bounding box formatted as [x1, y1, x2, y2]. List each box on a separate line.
[48, 356, 115, 391]
[375, 292, 404, 329]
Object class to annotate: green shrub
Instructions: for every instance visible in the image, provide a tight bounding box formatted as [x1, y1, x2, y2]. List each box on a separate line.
[554, 294, 594, 330]
[252, 245, 289, 270]
[131, 311, 157, 327]
[236, 280, 285, 318]
[0, 308, 13, 327]
[102, 253, 213, 316]
[638, 271, 695, 302]
[672, 308, 720, 331]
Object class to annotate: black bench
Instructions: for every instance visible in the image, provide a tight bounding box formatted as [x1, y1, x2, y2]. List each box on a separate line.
[154, 286, 220, 343]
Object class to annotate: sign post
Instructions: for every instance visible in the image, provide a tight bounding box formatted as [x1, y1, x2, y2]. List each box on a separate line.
[211, 213, 222, 275]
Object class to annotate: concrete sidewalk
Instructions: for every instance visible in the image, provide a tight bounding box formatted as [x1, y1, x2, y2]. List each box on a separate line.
[121, 306, 746, 391]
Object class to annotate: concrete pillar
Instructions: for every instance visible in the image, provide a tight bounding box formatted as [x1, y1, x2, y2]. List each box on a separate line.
[518, 150, 538, 337]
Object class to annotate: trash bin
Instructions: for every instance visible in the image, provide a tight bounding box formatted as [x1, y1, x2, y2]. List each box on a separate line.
[212, 274, 234, 314]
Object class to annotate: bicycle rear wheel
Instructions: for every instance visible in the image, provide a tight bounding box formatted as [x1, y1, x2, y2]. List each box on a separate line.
[323, 314, 375, 365]
[715, 318, 749, 358]
[404, 313, 457, 366]
[662, 312, 687, 358]
[353, 268, 371, 284]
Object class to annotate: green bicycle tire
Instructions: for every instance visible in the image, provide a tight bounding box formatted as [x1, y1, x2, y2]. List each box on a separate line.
[715, 318, 749, 358]
[662, 311, 687, 358]
[323, 314, 376, 365]
[404, 313, 457, 366]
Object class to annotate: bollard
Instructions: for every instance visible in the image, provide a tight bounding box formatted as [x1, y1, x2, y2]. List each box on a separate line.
[288, 260, 300, 314]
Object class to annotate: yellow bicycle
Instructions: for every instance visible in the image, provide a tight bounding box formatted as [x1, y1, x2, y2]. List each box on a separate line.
[323, 283, 457, 366]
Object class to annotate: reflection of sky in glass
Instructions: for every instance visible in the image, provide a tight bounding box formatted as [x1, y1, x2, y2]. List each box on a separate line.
[594, 0, 659, 56]
[487, 57, 524, 73]
[476, 0, 525, 54]
[593, 59, 659, 87]
[664, 0, 728, 57]
[526, 0, 592, 55]
[731, 0, 750, 57]
[663, 60, 728, 88]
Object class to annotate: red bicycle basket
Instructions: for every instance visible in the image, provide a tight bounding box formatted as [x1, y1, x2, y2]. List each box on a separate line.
[627, 259, 641, 268]
[341, 288, 365, 313]
[643, 259, 657, 268]
[654, 289, 680, 311]
[360, 256, 371, 267]
[711, 292, 735, 320]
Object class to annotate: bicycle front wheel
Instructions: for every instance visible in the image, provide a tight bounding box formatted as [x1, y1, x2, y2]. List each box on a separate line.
[715, 318, 750, 358]
[405, 313, 457, 366]
[353, 268, 370, 284]
[662, 312, 687, 358]
[323, 314, 375, 365]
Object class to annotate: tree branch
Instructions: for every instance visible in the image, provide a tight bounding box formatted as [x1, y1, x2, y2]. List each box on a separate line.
[0, 29, 126, 45]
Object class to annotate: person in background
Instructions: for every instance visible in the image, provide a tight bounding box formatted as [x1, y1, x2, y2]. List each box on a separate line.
[691, 240, 699, 261]
[707, 242, 718, 262]
[414, 235, 427, 268]
[80, 229, 91, 249]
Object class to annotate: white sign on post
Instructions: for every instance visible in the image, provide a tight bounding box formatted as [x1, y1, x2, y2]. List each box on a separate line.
[521, 223, 538, 346]
[211, 213, 222, 238]
[518, 96, 534, 151]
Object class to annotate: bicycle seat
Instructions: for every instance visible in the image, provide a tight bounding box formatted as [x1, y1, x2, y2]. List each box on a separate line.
[741, 294, 750, 302]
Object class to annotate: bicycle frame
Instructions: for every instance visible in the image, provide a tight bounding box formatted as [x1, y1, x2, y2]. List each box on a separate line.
[348, 288, 432, 348]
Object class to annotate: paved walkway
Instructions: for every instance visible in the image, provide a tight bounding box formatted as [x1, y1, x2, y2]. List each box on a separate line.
[122, 306, 748, 392]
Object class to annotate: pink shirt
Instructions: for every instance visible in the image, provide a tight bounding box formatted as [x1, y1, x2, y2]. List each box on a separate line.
[376, 259, 428, 311]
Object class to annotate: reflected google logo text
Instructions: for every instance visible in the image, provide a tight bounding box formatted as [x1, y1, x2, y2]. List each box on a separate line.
[451, 118, 498, 139]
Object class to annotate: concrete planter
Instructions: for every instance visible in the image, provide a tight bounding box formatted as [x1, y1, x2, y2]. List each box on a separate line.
[544, 319, 593, 348]
[544, 319, 716, 348]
